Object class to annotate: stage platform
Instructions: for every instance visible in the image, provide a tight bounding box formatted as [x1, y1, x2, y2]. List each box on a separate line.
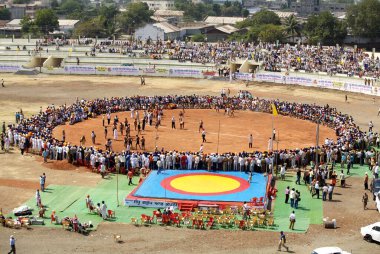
[126, 170, 268, 209]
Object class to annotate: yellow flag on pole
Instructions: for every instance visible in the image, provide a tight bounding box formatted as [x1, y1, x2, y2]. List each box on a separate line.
[271, 104, 278, 116]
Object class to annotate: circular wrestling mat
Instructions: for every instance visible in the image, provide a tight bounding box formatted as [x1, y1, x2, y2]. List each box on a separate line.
[160, 173, 249, 196]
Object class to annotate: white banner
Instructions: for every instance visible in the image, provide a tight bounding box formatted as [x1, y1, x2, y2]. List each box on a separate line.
[0, 64, 21, 72]
[125, 199, 178, 209]
[108, 66, 140, 75]
[169, 68, 202, 78]
[64, 65, 95, 74]
[235, 72, 254, 81]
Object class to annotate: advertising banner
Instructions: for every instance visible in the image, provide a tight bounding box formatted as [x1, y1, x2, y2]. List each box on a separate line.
[0, 64, 21, 72]
[169, 68, 202, 78]
[64, 65, 96, 74]
[125, 199, 178, 209]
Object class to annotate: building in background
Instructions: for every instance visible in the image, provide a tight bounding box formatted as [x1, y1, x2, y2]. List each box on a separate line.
[135, 22, 181, 41]
[132, 0, 175, 10]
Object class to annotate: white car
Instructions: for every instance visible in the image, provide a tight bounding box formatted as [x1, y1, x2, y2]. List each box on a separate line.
[311, 247, 351, 254]
[361, 222, 380, 243]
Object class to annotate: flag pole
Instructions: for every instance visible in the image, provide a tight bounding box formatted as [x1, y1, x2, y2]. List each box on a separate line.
[271, 114, 274, 175]
[315, 120, 320, 171]
[217, 120, 221, 154]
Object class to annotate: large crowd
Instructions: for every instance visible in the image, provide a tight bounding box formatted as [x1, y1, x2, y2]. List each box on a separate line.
[1, 93, 378, 180]
[14, 39, 380, 79]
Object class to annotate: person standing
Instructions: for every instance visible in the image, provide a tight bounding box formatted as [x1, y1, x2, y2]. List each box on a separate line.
[127, 169, 133, 185]
[362, 192, 368, 210]
[198, 120, 205, 133]
[141, 136, 145, 150]
[289, 188, 295, 208]
[8, 235, 16, 254]
[104, 127, 108, 139]
[248, 134, 253, 148]
[313, 181, 320, 199]
[289, 211, 296, 230]
[40, 173, 46, 192]
[91, 131, 96, 145]
[278, 231, 288, 252]
[113, 127, 118, 140]
[35, 189, 41, 207]
[364, 172, 369, 190]
[322, 184, 328, 201]
[100, 201, 107, 220]
[328, 184, 333, 201]
[201, 130, 206, 143]
[171, 116, 176, 129]
[285, 186, 290, 204]
[296, 168, 301, 185]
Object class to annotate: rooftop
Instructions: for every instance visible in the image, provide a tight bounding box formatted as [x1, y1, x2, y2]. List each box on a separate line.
[153, 22, 180, 33]
[204, 16, 246, 25]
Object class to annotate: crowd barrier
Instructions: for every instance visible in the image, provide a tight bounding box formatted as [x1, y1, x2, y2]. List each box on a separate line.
[249, 71, 379, 96]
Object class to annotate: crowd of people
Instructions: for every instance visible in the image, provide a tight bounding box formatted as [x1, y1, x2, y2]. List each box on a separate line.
[11, 38, 380, 80]
[1, 93, 379, 181]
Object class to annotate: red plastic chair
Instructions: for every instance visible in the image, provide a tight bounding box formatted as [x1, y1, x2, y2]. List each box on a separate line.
[162, 214, 170, 225]
[239, 220, 246, 230]
[206, 217, 214, 229]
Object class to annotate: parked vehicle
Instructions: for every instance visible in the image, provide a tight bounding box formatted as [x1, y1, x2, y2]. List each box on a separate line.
[311, 247, 351, 254]
[361, 222, 380, 243]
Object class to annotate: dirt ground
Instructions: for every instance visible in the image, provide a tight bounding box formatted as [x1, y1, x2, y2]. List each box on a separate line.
[53, 109, 335, 153]
[0, 74, 379, 254]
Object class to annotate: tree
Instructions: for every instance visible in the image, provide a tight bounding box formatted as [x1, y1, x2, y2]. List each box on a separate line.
[20, 15, 34, 34]
[284, 14, 301, 43]
[346, 0, 380, 39]
[258, 24, 284, 43]
[237, 9, 281, 28]
[304, 12, 347, 45]
[0, 8, 11, 20]
[60, 0, 84, 15]
[119, 2, 153, 34]
[35, 9, 59, 34]
[73, 17, 107, 38]
[20, 16, 41, 37]
[192, 34, 206, 42]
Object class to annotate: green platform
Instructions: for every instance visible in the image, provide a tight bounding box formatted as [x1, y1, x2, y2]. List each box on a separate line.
[272, 173, 323, 233]
[11, 172, 326, 233]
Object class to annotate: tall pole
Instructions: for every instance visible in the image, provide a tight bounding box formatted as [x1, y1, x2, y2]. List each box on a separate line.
[271, 115, 274, 175]
[315, 120, 320, 171]
[116, 167, 119, 207]
[217, 120, 221, 154]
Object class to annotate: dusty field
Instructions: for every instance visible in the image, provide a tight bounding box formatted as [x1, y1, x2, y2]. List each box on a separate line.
[0, 74, 379, 253]
[53, 109, 335, 153]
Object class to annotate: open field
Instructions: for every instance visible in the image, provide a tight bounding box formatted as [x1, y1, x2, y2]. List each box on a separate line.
[0, 74, 379, 253]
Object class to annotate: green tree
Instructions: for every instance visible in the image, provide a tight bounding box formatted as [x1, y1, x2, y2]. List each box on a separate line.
[73, 17, 107, 38]
[0, 8, 11, 20]
[192, 34, 206, 42]
[258, 24, 284, 43]
[20, 16, 34, 34]
[35, 9, 59, 34]
[20, 16, 41, 37]
[346, 0, 380, 39]
[304, 11, 347, 45]
[119, 2, 153, 34]
[237, 9, 281, 28]
[60, 0, 84, 15]
[284, 14, 301, 43]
